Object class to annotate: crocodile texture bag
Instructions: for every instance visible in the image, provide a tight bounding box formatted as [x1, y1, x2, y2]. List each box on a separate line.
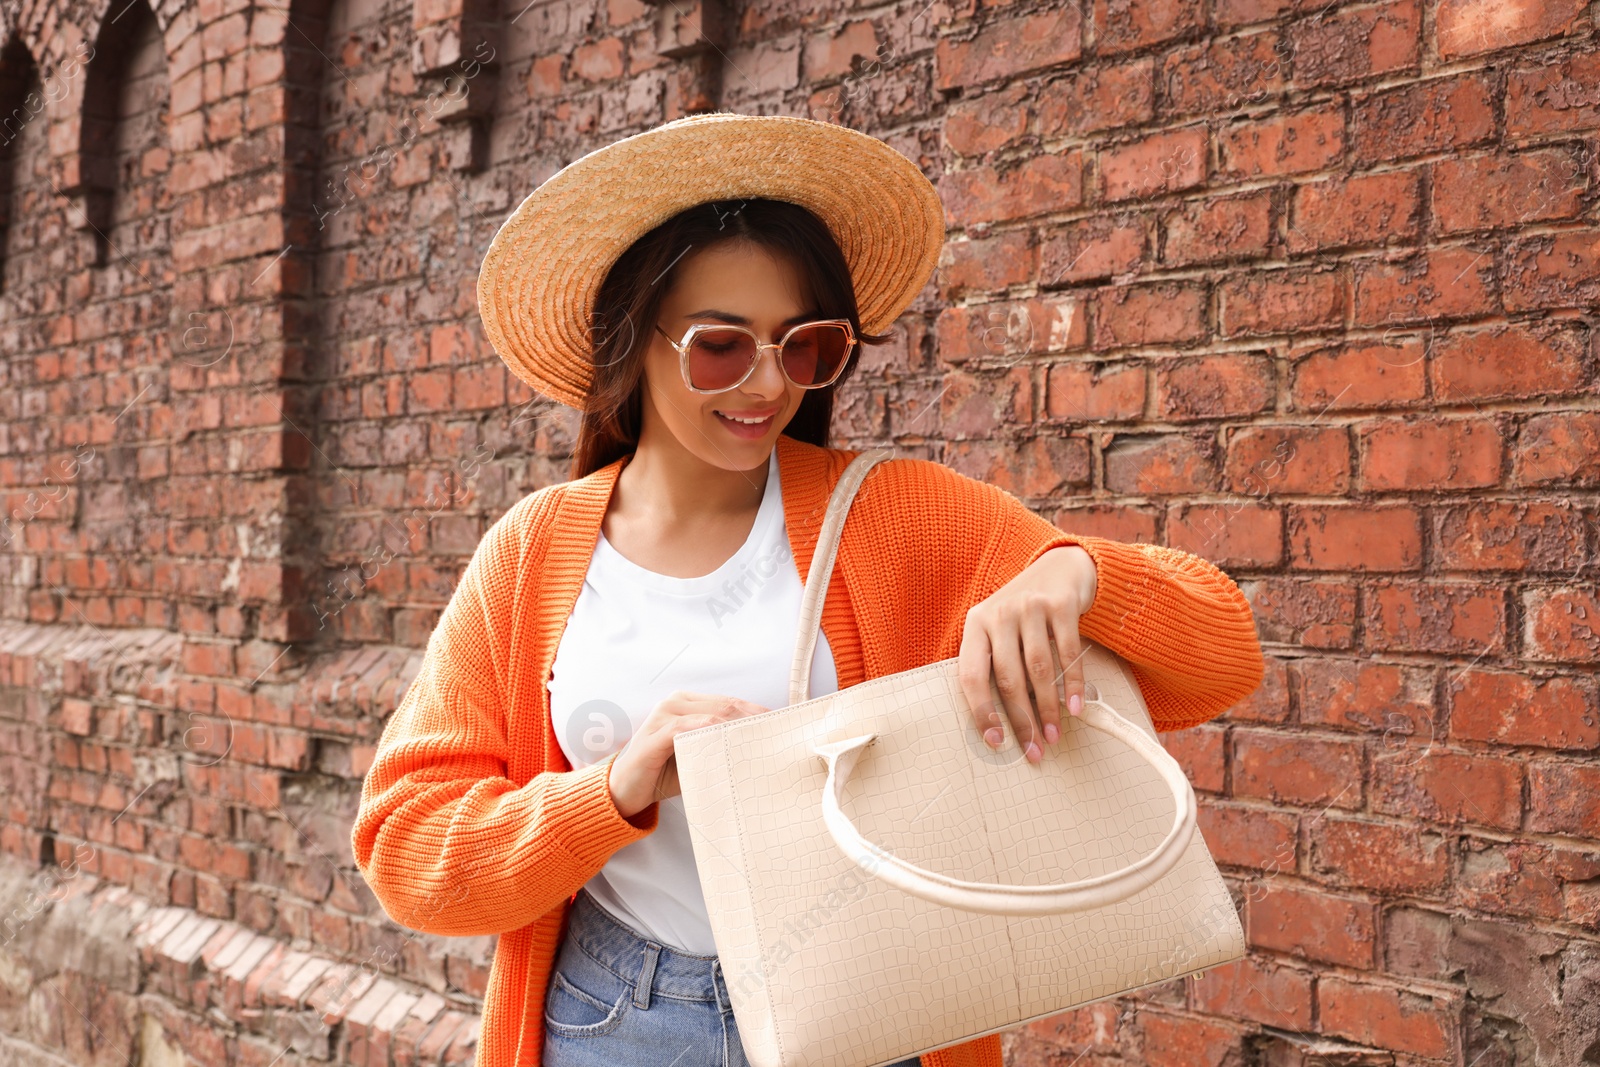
[673, 448, 1245, 1067]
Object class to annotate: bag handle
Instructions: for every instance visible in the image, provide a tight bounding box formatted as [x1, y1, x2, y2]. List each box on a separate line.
[790, 447, 1198, 915]
[811, 700, 1198, 915]
[788, 447, 895, 706]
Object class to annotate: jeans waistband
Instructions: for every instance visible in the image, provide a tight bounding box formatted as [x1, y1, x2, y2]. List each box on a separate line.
[565, 887, 731, 1009]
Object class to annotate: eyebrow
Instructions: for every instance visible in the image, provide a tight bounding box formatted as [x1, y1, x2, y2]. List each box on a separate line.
[682, 308, 824, 327]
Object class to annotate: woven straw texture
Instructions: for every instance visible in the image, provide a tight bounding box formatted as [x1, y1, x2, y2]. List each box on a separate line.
[476, 112, 946, 409]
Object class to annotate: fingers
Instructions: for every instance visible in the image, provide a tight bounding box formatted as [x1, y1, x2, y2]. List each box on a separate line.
[986, 609, 1043, 764]
[1018, 597, 1063, 751]
[957, 620, 1002, 749]
[1052, 610, 1088, 721]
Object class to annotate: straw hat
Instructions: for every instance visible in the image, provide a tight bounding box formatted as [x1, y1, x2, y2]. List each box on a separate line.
[476, 111, 946, 410]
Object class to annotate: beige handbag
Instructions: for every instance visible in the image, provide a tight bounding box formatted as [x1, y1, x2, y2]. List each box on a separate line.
[674, 448, 1245, 1067]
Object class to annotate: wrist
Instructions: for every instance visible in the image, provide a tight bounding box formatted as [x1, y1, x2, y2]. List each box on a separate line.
[1050, 544, 1096, 612]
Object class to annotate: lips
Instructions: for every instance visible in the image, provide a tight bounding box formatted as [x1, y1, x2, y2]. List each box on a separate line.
[713, 406, 780, 438]
[713, 407, 781, 423]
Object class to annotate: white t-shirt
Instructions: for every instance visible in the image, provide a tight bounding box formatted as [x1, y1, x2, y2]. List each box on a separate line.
[547, 448, 839, 955]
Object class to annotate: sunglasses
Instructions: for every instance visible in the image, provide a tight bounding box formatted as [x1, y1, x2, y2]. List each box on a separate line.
[654, 319, 858, 394]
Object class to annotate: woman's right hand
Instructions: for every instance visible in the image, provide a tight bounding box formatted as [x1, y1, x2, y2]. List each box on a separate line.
[607, 691, 770, 820]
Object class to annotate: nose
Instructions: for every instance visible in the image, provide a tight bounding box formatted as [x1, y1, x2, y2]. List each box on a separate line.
[741, 342, 790, 397]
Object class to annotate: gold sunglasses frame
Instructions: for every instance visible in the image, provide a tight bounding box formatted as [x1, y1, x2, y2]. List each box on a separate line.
[653, 319, 858, 395]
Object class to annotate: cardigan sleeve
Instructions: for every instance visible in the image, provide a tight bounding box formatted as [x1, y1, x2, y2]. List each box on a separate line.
[350, 493, 661, 937]
[973, 488, 1265, 732]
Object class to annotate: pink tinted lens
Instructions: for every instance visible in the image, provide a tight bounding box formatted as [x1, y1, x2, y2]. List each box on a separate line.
[686, 328, 760, 391]
[779, 323, 852, 386]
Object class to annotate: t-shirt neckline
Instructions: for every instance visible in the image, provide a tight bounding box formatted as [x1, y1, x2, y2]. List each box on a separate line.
[592, 449, 783, 597]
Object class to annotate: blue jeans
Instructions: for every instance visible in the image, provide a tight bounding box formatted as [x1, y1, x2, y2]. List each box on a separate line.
[543, 887, 923, 1067]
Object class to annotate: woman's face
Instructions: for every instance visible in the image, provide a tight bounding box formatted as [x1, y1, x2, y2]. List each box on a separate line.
[640, 239, 820, 473]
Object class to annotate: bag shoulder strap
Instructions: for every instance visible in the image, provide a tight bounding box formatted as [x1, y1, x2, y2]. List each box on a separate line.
[789, 446, 895, 706]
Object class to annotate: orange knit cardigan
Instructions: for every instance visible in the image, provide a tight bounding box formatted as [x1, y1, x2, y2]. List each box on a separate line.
[352, 434, 1266, 1067]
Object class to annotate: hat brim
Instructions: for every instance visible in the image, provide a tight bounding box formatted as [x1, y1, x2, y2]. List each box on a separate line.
[476, 112, 946, 411]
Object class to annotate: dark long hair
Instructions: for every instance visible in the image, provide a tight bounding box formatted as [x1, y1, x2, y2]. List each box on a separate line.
[570, 198, 895, 479]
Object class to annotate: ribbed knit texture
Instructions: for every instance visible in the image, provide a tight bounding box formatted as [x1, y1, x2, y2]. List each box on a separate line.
[351, 434, 1266, 1067]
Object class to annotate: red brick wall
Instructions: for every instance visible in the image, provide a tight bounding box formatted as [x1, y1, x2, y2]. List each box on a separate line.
[1, 0, 1597, 1064]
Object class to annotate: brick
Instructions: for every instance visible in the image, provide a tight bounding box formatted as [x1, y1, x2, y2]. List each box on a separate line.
[944, 436, 1093, 498]
[1506, 52, 1600, 136]
[1523, 764, 1600, 838]
[1432, 147, 1586, 234]
[1232, 728, 1362, 808]
[939, 367, 1030, 438]
[1219, 268, 1344, 338]
[1311, 816, 1449, 893]
[1161, 722, 1225, 792]
[1154, 354, 1274, 421]
[1450, 670, 1600, 750]
[801, 19, 879, 81]
[1372, 749, 1523, 830]
[1192, 957, 1313, 1029]
[1092, 0, 1204, 55]
[1226, 654, 1289, 724]
[1162, 30, 1285, 115]
[1092, 282, 1207, 349]
[1218, 106, 1345, 179]
[936, 295, 1088, 365]
[1224, 425, 1351, 496]
[1455, 837, 1570, 920]
[939, 231, 1037, 296]
[1099, 127, 1207, 202]
[1293, 657, 1436, 738]
[570, 38, 624, 83]
[1434, 500, 1590, 573]
[1103, 432, 1221, 494]
[1037, 57, 1156, 138]
[1287, 505, 1422, 572]
[1290, 340, 1427, 413]
[1435, 0, 1586, 58]
[934, 8, 1083, 90]
[1287, 169, 1421, 253]
[1166, 502, 1284, 569]
[943, 84, 1031, 156]
[1247, 882, 1376, 968]
[1052, 504, 1160, 544]
[1242, 577, 1356, 649]
[1358, 418, 1504, 491]
[1045, 361, 1145, 422]
[1505, 230, 1600, 311]
[1318, 977, 1458, 1059]
[1353, 247, 1497, 327]
[1364, 580, 1507, 655]
[1523, 587, 1600, 663]
[1351, 73, 1497, 164]
[1041, 215, 1148, 284]
[941, 151, 1083, 227]
[1161, 191, 1272, 267]
[1287, 0, 1420, 88]
[1139, 1013, 1247, 1067]
[1200, 801, 1298, 875]
[1513, 412, 1600, 487]
[1430, 322, 1587, 402]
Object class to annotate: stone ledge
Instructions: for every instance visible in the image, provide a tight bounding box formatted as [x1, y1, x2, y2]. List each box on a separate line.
[0, 851, 481, 1065]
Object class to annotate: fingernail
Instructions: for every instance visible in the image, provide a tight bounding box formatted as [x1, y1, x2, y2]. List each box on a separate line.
[1069, 693, 1082, 716]
[984, 727, 1004, 748]
[1025, 741, 1040, 762]
[1045, 723, 1059, 744]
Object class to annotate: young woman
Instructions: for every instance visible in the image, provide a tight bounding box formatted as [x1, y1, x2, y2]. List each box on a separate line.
[353, 114, 1265, 1067]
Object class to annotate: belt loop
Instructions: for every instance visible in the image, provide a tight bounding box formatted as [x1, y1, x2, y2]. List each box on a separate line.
[633, 942, 662, 1010]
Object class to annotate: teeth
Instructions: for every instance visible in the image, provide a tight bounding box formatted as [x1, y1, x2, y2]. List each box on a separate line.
[718, 411, 770, 424]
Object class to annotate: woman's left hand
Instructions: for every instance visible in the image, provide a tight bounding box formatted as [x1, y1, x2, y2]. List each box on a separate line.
[957, 545, 1098, 765]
